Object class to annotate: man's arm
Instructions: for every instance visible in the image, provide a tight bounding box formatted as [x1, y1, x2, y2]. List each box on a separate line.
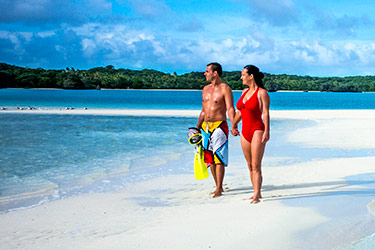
[196, 109, 205, 130]
[196, 88, 206, 129]
[224, 85, 235, 123]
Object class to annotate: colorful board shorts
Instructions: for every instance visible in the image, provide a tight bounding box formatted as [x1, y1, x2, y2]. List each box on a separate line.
[200, 121, 229, 166]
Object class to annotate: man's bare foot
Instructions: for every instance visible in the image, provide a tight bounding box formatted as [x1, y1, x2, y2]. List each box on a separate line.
[210, 188, 224, 195]
[212, 190, 222, 198]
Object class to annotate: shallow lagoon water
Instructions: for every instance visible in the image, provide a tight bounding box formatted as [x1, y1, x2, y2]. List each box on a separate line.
[0, 114, 194, 212]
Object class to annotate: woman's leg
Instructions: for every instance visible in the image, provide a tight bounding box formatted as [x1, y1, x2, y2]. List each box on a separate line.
[240, 135, 254, 198]
[250, 130, 266, 203]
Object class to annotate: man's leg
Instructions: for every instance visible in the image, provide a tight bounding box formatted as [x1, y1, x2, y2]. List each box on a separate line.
[213, 163, 224, 198]
[210, 164, 218, 189]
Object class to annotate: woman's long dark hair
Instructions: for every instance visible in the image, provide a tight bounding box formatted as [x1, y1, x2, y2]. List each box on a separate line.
[244, 65, 265, 89]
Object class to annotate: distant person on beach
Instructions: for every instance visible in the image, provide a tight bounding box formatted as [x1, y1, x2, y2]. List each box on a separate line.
[197, 62, 235, 198]
[231, 65, 270, 204]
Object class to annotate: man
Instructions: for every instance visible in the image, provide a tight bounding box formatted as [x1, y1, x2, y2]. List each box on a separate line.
[197, 62, 235, 198]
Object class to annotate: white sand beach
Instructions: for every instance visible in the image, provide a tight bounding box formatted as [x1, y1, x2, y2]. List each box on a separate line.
[1, 109, 375, 250]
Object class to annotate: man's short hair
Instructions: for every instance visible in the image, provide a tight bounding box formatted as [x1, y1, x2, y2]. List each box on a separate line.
[207, 62, 222, 77]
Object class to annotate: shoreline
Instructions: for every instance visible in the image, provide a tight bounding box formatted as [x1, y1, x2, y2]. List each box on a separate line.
[1, 109, 375, 249]
[2, 108, 375, 119]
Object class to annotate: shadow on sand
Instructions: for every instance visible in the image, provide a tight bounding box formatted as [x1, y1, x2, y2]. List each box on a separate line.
[225, 179, 375, 202]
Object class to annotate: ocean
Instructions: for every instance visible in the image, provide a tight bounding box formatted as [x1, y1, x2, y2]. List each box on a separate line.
[1, 89, 375, 249]
[1, 88, 375, 110]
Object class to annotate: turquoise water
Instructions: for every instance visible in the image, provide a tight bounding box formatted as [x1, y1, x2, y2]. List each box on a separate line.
[1, 89, 375, 110]
[0, 114, 195, 212]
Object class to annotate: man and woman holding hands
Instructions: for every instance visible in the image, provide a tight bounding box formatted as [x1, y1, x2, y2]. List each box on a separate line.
[196, 62, 270, 204]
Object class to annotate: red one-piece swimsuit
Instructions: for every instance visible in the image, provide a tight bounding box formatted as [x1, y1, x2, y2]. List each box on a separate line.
[236, 87, 265, 142]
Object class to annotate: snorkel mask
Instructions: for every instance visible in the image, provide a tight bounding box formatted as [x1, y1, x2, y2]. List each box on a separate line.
[187, 127, 202, 145]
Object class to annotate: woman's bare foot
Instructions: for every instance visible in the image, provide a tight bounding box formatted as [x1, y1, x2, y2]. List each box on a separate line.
[250, 195, 262, 204]
[250, 198, 260, 204]
[243, 194, 262, 200]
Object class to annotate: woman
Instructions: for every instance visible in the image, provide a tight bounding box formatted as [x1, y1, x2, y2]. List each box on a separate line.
[231, 65, 270, 204]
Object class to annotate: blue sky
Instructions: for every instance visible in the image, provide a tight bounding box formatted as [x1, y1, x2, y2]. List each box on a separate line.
[1, 0, 375, 76]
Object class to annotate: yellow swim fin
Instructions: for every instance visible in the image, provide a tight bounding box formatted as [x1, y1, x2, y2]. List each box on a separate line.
[194, 145, 209, 180]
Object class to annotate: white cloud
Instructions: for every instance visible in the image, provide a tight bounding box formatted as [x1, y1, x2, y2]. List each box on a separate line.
[342, 41, 375, 65]
[19, 32, 33, 42]
[289, 40, 336, 65]
[2, 32, 26, 56]
[1, 19, 375, 76]
[278, 38, 375, 75]
[293, 50, 314, 63]
[82, 38, 96, 57]
[37, 31, 56, 38]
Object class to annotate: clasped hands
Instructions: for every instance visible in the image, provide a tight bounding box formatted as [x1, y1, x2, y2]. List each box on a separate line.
[231, 126, 240, 136]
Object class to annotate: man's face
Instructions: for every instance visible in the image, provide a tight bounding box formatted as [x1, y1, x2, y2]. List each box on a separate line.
[204, 66, 214, 82]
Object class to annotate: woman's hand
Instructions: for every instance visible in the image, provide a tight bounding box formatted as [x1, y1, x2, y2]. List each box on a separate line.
[261, 131, 270, 144]
[231, 126, 240, 136]
[231, 110, 242, 136]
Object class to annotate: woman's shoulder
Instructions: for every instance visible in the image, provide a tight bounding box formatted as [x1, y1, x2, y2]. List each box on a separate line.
[258, 88, 269, 95]
[258, 88, 270, 100]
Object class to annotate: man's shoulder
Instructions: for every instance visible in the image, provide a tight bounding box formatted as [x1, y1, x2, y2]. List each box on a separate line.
[202, 84, 211, 91]
[220, 82, 232, 91]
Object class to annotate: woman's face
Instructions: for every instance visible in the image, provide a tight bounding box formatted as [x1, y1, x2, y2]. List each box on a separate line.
[241, 68, 252, 86]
